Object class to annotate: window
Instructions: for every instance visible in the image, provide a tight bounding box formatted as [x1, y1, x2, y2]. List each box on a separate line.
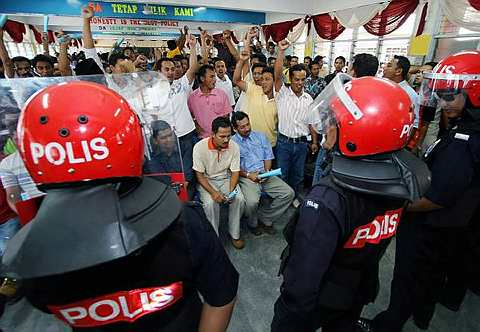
[435, 37, 480, 61]
[314, 38, 331, 61]
[434, 15, 480, 61]
[379, 38, 410, 64]
[354, 40, 378, 56]
[293, 43, 305, 60]
[332, 41, 352, 68]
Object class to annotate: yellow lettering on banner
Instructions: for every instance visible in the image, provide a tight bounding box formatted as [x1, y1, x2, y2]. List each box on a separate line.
[111, 4, 118, 13]
[174, 7, 194, 17]
[132, 5, 138, 13]
[160, 6, 167, 15]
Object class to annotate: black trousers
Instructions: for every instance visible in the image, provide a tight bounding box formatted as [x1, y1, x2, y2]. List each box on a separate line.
[271, 301, 365, 332]
[373, 214, 470, 332]
[373, 214, 423, 332]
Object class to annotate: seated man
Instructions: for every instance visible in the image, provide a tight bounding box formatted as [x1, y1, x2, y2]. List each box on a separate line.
[193, 117, 246, 249]
[232, 112, 294, 235]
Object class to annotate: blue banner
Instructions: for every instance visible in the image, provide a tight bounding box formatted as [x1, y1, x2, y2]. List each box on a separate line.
[0, 1, 265, 25]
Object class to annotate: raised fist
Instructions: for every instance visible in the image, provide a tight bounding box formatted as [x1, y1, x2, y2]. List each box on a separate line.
[188, 34, 197, 48]
[81, 6, 94, 19]
[223, 30, 232, 39]
[278, 39, 290, 51]
[247, 27, 258, 39]
[239, 50, 250, 61]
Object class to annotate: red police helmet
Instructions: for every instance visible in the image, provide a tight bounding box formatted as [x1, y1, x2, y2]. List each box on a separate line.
[420, 50, 480, 107]
[18, 81, 144, 185]
[311, 74, 413, 157]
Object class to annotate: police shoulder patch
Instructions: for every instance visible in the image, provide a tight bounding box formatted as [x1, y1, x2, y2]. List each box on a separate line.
[304, 200, 319, 210]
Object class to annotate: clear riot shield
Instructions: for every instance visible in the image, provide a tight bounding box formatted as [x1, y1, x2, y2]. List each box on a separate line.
[0, 72, 188, 204]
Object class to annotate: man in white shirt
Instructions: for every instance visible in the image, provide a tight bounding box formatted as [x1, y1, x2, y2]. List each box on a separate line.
[273, 40, 319, 196]
[214, 58, 235, 107]
[82, 5, 198, 198]
[383, 55, 420, 136]
[152, 37, 198, 198]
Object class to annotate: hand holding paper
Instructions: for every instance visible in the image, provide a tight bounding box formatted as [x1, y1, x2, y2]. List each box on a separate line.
[227, 187, 239, 200]
[258, 168, 282, 180]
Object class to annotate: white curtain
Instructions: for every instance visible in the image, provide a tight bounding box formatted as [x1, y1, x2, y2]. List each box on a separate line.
[333, 1, 390, 28]
[441, 0, 480, 32]
[286, 17, 307, 43]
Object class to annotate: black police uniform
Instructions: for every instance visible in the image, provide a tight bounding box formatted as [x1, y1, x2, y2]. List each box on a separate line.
[272, 144, 431, 332]
[2, 177, 238, 331]
[372, 112, 480, 331]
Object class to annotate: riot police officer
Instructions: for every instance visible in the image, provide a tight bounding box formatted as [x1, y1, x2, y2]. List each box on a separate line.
[1, 80, 238, 331]
[271, 74, 430, 332]
[360, 51, 480, 331]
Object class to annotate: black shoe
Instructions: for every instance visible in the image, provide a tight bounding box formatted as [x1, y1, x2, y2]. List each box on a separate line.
[438, 297, 461, 312]
[357, 318, 375, 332]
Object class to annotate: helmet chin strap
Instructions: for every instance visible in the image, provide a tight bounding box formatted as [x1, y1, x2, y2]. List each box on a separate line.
[332, 73, 364, 121]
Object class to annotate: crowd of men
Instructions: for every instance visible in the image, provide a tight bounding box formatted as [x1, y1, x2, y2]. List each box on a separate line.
[0, 6, 459, 254]
[0, 5, 479, 332]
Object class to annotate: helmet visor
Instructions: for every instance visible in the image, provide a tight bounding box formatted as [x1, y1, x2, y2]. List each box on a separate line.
[1, 72, 186, 198]
[309, 73, 363, 135]
[419, 72, 480, 107]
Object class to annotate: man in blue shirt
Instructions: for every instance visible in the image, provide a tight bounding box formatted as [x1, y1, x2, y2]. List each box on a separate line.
[231, 112, 294, 235]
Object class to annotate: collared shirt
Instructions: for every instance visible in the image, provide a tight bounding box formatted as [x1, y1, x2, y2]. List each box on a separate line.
[232, 131, 274, 173]
[234, 73, 254, 113]
[398, 80, 420, 128]
[192, 137, 240, 180]
[304, 76, 327, 100]
[188, 88, 232, 138]
[243, 81, 278, 147]
[188, 88, 233, 138]
[276, 84, 315, 138]
[325, 71, 341, 85]
[215, 75, 235, 107]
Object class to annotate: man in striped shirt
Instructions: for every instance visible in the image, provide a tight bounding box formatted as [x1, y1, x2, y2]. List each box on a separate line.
[274, 40, 319, 196]
[0, 125, 43, 214]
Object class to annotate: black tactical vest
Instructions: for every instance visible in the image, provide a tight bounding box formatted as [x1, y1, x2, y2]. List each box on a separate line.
[423, 117, 480, 228]
[18, 183, 204, 332]
[281, 176, 406, 310]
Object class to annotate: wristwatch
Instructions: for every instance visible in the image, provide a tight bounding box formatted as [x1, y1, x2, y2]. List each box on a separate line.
[246, 172, 250, 178]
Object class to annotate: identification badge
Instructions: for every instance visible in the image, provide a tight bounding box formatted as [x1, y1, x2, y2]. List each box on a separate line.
[454, 133, 470, 141]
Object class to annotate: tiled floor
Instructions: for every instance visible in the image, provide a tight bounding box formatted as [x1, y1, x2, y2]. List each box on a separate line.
[1, 205, 479, 331]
